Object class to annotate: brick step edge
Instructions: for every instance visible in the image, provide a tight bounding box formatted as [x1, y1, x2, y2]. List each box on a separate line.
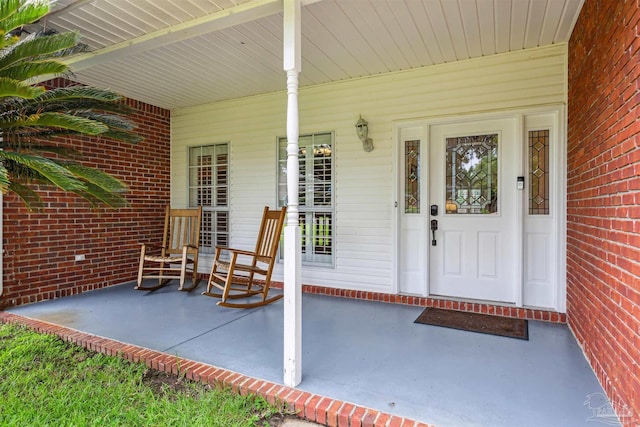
[0, 311, 435, 427]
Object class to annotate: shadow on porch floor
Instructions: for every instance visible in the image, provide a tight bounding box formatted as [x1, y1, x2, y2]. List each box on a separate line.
[4, 282, 618, 427]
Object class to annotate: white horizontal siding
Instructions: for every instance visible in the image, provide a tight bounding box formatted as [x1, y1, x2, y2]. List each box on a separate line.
[172, 44, 567, 293]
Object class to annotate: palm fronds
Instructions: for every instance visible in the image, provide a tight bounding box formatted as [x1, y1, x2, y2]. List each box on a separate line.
[0, 31, 80, 74]
[0, 1, 48, 34]
[0, 150, 85, 192]
[0, 60, 68, 81]
[0, 0, 143, 210]
[8, 181, 44, 211]
[64, 163, 128, 194]
[0, 162, 9, 193]
[0, 76, 44, 98]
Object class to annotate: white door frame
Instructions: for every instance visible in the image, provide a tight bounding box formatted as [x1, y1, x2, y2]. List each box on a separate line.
[392, 106, 566, 311]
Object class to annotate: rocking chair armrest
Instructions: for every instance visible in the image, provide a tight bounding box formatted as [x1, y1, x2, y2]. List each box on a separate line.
[222, 248, 273, 262]
[227, 248, 258, 258]
[214, 247, 256, 257]
[229, 250, 273, 265]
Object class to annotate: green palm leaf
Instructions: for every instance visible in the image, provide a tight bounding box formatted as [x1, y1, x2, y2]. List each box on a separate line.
[0, 1, 48, 34]
[15, 145, 82, 158]
[100, 129, 143, 144]
[73, 183, 129, 208]
[35, 86, 125, 103]
[0, 30, 19, 51]
[4, 112, 109, 135]
[0, 0, 142, 210]
[0, 31, 79, 73]
[0, 162, 9, 193]
[64, 163, 128, 194]
[8, 181, 44, 211]
[0, 0, 21, 22]
[75, 111, 142, 143]
[77, 112, 135, 130]
[0, 150, 85, 192]
[21, 87, 132, 116]
[0, 76, 44, 98]
[0, 92, 132, 121]
[0, 60, 67, 81]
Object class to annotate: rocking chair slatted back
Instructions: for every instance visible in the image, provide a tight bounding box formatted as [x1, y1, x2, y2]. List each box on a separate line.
[165, 207, 201, 255]
[255, 208, 285, 259]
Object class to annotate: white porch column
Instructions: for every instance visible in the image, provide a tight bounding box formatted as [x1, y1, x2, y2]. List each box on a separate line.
[283, 0, 302, 387]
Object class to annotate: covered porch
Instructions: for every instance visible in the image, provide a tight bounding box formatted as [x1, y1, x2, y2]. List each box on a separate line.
[2, 0, 639, 425]
[3, 282, 611, 427]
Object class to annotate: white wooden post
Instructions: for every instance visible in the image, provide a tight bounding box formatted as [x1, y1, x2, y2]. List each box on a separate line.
[283, 0, 302, 388]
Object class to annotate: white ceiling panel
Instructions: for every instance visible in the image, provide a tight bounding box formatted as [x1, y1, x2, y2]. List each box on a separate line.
[36, 0, 584, 109]
[509, 0, 530, 50]
[404, 1, 443, 64]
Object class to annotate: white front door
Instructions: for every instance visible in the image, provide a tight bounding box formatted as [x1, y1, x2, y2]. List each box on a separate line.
[428, 118, 519, 303]
[397, 117, 522, 302]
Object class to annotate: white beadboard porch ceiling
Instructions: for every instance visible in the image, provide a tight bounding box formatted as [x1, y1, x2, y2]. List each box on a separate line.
[39, 0, 585, 109]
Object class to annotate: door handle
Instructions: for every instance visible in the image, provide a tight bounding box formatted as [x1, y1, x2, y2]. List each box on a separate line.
[430, 219, 438, 246]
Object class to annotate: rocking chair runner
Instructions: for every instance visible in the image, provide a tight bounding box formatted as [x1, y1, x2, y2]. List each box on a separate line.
[203, 206, 286, 308]
[136, 206, 202, 291]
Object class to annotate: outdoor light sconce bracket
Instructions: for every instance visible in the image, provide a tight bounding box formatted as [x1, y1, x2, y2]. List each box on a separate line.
[355, 115, 374, 152]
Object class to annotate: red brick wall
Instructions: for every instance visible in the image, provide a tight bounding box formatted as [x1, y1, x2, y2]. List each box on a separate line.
[568, 0, 640, 423]
[0, 80, 171, 309]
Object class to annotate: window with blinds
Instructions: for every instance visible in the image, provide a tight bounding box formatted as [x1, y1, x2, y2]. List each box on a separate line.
[278, 133, 334, 265]
[188, 143, 229, 254]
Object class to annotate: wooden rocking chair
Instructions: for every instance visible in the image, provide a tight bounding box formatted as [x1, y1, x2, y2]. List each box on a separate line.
[135, 206, 202, 291]
[202, 206, 286, 308]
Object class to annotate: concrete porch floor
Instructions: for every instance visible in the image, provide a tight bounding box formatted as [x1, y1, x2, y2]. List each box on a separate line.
[4, 282, 617, 427]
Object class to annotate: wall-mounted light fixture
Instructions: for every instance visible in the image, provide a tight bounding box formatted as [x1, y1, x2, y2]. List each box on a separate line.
[355, 115, 374, 152]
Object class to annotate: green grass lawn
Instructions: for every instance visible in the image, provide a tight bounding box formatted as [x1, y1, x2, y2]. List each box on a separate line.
[0, 323, 287, 426]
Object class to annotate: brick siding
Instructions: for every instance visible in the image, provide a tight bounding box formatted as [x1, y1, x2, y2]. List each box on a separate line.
[0, 79, 171, 309]
[568, 0, 640, 423]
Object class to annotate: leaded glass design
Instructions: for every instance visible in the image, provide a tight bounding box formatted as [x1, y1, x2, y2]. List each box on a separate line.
[278, 133, 334, 264]
[405, 140, 420, 214]
[529, 129, 550, 215]
[189, 143, 229, 253]
[445, 134, 498, 214]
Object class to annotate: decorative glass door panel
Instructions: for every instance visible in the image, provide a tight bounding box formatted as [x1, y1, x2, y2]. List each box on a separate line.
[528, 129, 550, 215]
[405, 140, 420, 214]
[445, 134, 498, 214]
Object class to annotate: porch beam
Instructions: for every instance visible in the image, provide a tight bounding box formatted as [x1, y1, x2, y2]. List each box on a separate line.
[64, 0, 284, 72]
[282, 0, 302, 388]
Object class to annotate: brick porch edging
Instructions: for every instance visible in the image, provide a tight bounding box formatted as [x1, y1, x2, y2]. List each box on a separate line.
[0, 311, 433, 427]
[269, 282, 567, 324]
